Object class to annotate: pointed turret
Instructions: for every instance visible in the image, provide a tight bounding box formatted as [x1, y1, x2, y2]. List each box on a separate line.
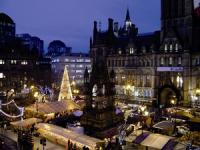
[125, 8, 131, 22]
[124, 8, 132, 31]
[93, 21, 98, 43]
[84, 67, 89, 84]
[90, 37, 92, 49]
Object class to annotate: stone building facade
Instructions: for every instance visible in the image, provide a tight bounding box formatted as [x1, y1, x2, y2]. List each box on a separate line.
[90, 1, 200, 108]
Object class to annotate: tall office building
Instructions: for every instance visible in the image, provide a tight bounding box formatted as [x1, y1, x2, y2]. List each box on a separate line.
[0, 13, 51, 94]
[16, 34, 44, 56]
[51, 53, 91, 88]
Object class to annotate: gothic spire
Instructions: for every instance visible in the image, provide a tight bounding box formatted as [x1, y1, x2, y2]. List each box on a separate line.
[125, 8, 131, 21]
[84, 67, 89, 83]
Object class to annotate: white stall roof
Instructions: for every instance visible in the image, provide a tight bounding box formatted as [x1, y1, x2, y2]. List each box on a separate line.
[35, 123, 103, 149]
[153, 121, 174, 131]
[26, 100, 80, 114]
[141, 133, 173, 149]
[11, 118, 42, 128]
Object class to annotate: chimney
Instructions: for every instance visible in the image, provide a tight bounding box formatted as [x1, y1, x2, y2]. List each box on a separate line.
[108, 18, 113, 33]
[114, 22, 119, 32]
[93, 21, 97, 35]
[93, 21, 98, 43]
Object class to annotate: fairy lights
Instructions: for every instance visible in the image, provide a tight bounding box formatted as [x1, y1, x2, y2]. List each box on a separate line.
[0, 99, 24, 118]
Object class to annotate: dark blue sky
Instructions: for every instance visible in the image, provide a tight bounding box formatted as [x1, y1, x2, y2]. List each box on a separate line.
[0, 0, 160, 53]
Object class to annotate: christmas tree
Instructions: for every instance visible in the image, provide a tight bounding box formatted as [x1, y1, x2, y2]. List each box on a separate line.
[58, 65, 73, 101]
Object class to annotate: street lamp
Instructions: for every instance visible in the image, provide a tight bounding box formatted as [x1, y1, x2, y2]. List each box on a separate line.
[126, 84, 131, 97]
[71, 81, 76, 86]
[138, 105, 148, 134]
[30, 85, 35, 90]
[170, 99, 177, 135]
[34, 92, 39, 113]
[196, 88, 200, 106]
[170, 99, 175, 105]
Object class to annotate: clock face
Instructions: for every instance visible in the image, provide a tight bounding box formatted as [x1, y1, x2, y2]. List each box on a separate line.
[194, 0, 200, 17]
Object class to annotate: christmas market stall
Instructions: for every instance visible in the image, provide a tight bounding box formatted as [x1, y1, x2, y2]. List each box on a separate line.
[35, 123, 105, 150]
[25, 101, 80, 120]
[10, 118, 42, 131]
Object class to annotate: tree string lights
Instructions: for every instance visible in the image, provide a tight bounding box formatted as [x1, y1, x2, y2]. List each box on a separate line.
[0, 100, 24, 118]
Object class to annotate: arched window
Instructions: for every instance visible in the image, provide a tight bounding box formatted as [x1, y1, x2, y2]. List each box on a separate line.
[169, 57, 173, 65]
[177, 75, 183, 88]
[178, 57, 182, 65]
[92, 84, 98, 96]
[170, 44, 173, 52]
[175, 43, 179, 52]
[130, 48, 134, 54]
[164, 44, 168, 52]
[160, 57, 165, 65]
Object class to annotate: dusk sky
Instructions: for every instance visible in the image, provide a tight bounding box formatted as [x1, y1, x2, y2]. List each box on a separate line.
[0, 0, 160, 53]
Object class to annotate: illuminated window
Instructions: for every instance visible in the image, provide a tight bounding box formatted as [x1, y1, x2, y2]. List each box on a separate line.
[11, 60, 17, 64]
[70, 59, 76, 62]
[0, 60, 4, 64]
[52, 59, 59, 63]
[178, 57, 182, 65]
[169, 57, 173, 65]
[76, 64, 83, 68]
[177, 75, 183, 88]
[164, 44, 168, 51]
[160, 57, 165, 65]
[175, 43, 179, 51]
[122, 76, 126, 79]
[76, 70, 83, 73]
[70, 64, 75, 68]
[118, 50, 122, 55]
[87, 65, 91, 68]
[170, 44, 173, 52]
[0, 73, 4, 78]
[76, 59, 84, 62]
[85, 59, 91, 62]
[21, 61, 28, 65]
[65, 59, 69, 62]
[130, 48, 134, 54]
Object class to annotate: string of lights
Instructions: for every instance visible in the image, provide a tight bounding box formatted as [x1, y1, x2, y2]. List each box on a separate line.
[0, 99, 24, 118]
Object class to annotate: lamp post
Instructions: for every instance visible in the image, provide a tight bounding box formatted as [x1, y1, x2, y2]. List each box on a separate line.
[126, 84, 131, 102]
[170, 98, 176, 135]
[196, 88, 200, 106]
[34, 92, 39, 114]
[139, 105, 149, 134]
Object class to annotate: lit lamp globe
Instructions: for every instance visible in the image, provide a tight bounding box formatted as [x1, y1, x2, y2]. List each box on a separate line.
[34, 92, 39, 98]
[170, 99, 175, 105]
[140, 105, 146, 112]
[144, 111, 149, 116]
[30, 85, 35, 90]
[126, 84, 131, 90]
[196, 89, 200, 95]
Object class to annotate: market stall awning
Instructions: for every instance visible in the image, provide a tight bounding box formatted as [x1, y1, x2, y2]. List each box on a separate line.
[73, 110, 83, 117]
[10, 118, 42, 128]
[140, 133, 173, 149]
[35, 123, 103, 149]
[153, 121, 174, 131]
[26, 100, 80, 114]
